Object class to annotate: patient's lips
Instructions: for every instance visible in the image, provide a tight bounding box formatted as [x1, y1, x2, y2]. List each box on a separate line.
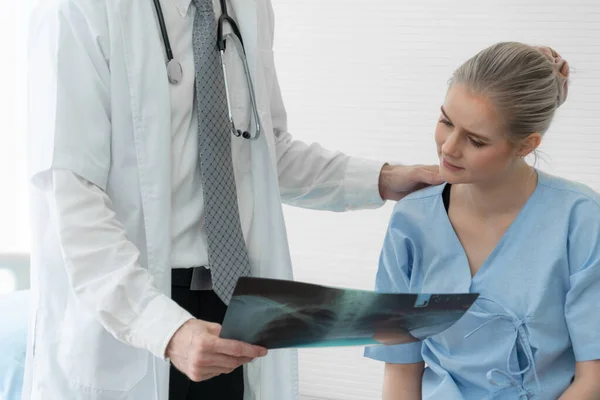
[442, 158, 464, 171]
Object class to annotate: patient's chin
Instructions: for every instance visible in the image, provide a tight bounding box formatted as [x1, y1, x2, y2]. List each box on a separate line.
[439, 170, 467, 185]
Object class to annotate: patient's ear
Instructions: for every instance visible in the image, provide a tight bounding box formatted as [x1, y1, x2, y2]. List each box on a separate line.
[516, 133, 542, 158]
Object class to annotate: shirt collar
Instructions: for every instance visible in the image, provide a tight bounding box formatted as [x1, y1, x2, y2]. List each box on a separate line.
[173, 0, 221, 18]
[172, 0, 193, 17]
[177, 0, 226, 17]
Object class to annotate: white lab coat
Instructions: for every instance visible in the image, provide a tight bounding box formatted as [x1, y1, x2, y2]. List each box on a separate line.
[23, 0, 385, 399]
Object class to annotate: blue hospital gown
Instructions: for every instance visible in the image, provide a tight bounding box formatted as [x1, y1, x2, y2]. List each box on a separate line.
[364, 170, 600, 399]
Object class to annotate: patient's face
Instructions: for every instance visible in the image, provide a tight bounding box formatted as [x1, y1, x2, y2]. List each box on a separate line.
[434, 84, 518, 185]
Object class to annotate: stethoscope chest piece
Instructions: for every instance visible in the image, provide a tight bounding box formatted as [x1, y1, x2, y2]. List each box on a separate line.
[167, 59, 183, 85]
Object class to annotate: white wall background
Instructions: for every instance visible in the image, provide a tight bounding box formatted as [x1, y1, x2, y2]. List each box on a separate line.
[270, 1, 600, 399]
[0, 0, 30, 294]
[0, 0, 599, 397]
[0, 0, 29, 257]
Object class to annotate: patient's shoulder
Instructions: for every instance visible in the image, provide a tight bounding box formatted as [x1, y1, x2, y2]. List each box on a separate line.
[538, 170, 600, 209]
[390, 183, 446, 220]
[384, 184, 446, 244]
[394, 183, 446, 210]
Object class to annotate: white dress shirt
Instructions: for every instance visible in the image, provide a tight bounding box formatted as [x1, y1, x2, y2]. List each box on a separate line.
[160, 0, 208, 269]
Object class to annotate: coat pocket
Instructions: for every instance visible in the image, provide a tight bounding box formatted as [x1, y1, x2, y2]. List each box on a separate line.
[57, 297, 148, 392]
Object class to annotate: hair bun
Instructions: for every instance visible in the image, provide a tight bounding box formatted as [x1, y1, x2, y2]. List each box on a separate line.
[534, 46, 570, 107]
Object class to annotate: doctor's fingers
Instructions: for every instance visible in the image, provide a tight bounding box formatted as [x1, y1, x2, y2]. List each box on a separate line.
[187, 355, 252, 382]
[187, 368, 224, 383]
[191, 352, 253, 371]
[194, 335, 267, 359]
[409, 165, 444, 185]
[188, 364, 243, 382]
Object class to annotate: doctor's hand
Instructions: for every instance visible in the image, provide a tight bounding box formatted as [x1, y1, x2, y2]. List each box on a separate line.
[378, 164, 444, 201]
[166, 319, 268, 382]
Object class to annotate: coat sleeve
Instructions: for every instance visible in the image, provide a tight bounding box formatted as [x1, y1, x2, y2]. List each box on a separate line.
[263, 2, 386, 212]
[48, 170, 194, 359]
[28, 1, 193, 359]
[28, 0, 111, 190]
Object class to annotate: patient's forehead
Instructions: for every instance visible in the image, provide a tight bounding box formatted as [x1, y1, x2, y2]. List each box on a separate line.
[443, 84, 505, 140]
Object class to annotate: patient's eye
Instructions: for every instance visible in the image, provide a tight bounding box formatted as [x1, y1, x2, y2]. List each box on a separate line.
[469, 137, 485, 148]
[439, 118, 453, 127]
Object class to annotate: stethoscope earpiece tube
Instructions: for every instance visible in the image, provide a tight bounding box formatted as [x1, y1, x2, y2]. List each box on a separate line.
[152, 0, 174, 61]
[152, 0, 261, 140]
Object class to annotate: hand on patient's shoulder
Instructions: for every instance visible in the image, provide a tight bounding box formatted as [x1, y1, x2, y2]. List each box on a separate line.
[379, 164, 445, 201]
[166, 319, 268, 382]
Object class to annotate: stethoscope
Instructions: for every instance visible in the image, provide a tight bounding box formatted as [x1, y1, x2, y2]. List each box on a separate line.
[152, 0, 261, 140]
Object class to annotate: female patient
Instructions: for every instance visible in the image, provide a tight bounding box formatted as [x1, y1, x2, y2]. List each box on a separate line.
[364, 42, 600, 399]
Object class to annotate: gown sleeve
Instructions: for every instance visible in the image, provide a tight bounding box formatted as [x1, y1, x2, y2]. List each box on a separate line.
[564, 196, 600, 362]
[364, 203, 424, 364]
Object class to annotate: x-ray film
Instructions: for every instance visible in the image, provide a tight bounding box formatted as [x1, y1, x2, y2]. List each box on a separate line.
[220, 278, 478, 349]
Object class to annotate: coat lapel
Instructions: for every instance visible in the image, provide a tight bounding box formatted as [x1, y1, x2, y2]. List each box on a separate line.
[118, 0, 173, 281]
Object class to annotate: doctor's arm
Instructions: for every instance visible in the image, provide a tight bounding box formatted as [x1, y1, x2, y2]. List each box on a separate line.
[268, 66, 441, 211]
[263, 7, 441, 211]
[46, 170, 196, 358]
[268, 73, 381, 211]
[46, 171, 265, 381]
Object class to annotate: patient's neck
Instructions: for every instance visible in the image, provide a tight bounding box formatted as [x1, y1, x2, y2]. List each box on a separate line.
[454, 163, 538, 218]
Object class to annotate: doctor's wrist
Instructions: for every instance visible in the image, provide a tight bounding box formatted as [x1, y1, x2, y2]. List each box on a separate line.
[378, 163, 393, 201]
[165, 319, 195, 359]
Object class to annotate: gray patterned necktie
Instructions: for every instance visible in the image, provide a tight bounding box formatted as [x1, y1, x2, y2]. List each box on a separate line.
[191, 0, 251, 304]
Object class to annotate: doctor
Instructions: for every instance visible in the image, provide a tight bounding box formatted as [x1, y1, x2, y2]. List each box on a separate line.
[24, 0, 442, 399]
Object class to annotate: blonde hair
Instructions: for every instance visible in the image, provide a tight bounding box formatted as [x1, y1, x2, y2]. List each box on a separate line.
[450, 42, 570, 143]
